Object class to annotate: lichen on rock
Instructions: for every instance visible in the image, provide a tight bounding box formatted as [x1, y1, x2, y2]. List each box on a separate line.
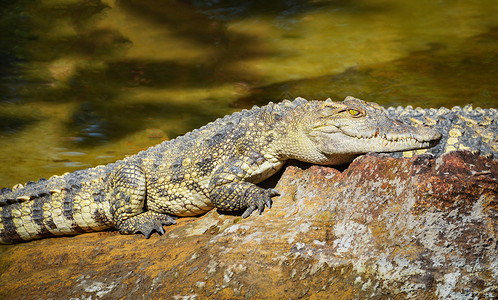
[0, 151, 496, 299]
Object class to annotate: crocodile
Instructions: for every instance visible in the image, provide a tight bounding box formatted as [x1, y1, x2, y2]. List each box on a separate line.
[1, 95, 491, 244]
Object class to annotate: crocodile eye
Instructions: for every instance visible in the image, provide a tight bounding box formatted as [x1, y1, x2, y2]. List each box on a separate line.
[348, 109, 362, 117]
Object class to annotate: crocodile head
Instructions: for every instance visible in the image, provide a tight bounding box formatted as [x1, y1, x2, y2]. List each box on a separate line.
[281, 96, 442, 165]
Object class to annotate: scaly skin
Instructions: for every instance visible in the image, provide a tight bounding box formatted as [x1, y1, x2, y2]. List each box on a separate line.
[0, 96, 455, 243]
[384, 105, 497, 158]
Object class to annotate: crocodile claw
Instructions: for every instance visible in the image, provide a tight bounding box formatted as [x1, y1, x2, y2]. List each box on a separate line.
[137, 215, 176, 238]
[267, 188, 279, 207]
[241, 206, 257, 218]
[241, 187, 280, 218]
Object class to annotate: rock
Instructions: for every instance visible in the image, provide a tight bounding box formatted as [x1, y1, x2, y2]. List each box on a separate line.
[0, 151, 496, 299]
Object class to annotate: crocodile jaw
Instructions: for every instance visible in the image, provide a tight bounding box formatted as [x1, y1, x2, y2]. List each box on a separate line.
[308, 119, 442, 160]
[314, 130, 441, 155]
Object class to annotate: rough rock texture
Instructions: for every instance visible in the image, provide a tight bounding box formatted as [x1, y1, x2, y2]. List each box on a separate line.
[0, 150, 496, 299]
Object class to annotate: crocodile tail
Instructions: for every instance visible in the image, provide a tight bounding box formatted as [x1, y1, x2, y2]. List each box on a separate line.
[0, 169, 114, 244]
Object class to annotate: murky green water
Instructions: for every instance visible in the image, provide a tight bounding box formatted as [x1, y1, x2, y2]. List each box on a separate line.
[1, 0, 497, 187]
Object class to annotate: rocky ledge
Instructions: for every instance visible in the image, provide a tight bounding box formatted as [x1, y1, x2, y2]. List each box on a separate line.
[0, 151, 496, 299]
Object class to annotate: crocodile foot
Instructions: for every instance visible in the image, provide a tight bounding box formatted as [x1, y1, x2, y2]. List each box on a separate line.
[116, 211, 177, 238]
[241, 188, 279, 218]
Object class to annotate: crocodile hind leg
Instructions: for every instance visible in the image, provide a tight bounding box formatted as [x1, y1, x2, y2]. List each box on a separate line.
[107, 163, 176, 238]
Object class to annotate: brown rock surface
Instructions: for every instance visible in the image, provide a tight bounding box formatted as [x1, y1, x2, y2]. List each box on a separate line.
[0, 151, 496, 299]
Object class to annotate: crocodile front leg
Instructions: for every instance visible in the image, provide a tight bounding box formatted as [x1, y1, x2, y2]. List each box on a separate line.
[106, 163, 175, 238]
[208, 162, 280, 218]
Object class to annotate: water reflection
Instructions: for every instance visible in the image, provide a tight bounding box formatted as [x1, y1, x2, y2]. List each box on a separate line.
[189, 0, 337, 21]
[0, 0, 497, 186]
[235, 27, 498, 108]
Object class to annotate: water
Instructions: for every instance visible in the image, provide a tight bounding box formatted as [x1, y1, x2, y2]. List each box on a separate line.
[1, 0, 497, 187]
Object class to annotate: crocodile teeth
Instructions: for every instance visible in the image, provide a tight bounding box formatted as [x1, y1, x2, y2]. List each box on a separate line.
[16, 196, 31, 202]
